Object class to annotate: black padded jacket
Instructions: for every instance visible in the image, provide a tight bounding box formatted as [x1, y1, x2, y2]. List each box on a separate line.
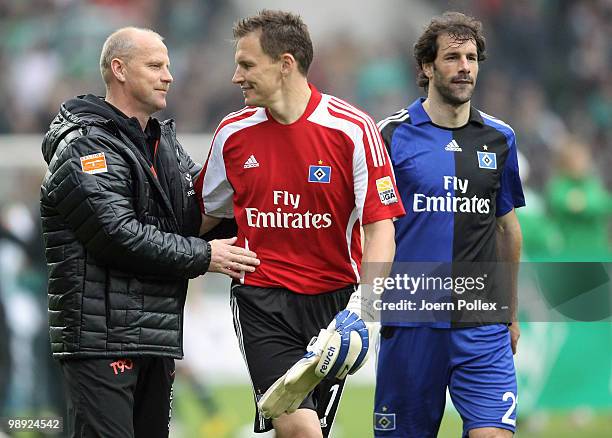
[40, 94, 210, 359]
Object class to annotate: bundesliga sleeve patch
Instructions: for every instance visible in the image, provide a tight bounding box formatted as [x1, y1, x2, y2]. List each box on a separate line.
[376, 176, 398, 205]
[80, 152, 108, 174]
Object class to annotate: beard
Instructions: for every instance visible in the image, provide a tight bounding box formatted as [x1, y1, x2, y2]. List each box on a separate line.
[432, 68, 475, 106]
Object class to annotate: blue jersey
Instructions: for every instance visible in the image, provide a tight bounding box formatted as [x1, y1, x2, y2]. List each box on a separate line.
[380, 98, 524, 262]
[379, 98, 525, 327]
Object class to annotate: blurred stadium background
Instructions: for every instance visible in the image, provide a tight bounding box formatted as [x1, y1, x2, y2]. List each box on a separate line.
[0, 0, 610, 436]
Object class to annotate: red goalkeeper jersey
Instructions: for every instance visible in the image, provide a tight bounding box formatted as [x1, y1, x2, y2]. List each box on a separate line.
[197, 85, 405, 294]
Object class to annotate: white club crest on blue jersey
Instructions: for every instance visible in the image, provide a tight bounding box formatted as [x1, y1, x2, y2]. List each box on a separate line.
[477, 151, 497, 170]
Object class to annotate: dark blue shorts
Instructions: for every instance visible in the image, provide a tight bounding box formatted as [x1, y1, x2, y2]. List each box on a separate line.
[374, 324, 517, 437]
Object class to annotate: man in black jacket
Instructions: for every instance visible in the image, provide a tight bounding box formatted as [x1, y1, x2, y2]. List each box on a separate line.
[40, 27, 259, 438]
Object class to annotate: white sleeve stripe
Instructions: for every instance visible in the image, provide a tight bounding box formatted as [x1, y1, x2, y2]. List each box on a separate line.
[223, 106, 255, 122]
[231, 107, 257, 118]
[329, 101, 380, 167]
[210, 107, 258, 143]
[377, 108, 408, 125]
[214, 107, 258, 135]
[341, 99, 387, 166]
[377, 110, 410, 132]
[479, 111, 516, 134]
[377, 113, 410, 133]
[330, 97, 385, 167]
[212, 108, 264, 145]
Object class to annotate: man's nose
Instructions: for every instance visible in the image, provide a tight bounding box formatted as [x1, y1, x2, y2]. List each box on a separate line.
[232, 67, 244, 84]
[162, 66, 173, 83]
[458, 56, 471, 72]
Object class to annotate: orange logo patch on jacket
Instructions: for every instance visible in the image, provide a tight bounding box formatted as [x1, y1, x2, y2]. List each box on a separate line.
[80, 152, 108, 174]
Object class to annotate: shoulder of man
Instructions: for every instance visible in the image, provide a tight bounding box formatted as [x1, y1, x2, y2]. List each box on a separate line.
[318, 92, 381, 139]
[376, 108, 411, 150]
[157, 118, 191, 157]
[43, 133, 130, 189]
[213, 106, 262, 137]
[475, 109, 517, 142]
[52, 126, 130, 164]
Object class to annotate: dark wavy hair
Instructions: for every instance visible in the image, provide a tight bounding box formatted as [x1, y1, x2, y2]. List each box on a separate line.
[233, 9, 313, 76]
[414, 12, 486, 89]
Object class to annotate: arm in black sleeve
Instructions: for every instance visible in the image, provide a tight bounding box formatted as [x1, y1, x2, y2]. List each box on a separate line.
[46, 135, 210, 278]
[201, 218, 238, 240]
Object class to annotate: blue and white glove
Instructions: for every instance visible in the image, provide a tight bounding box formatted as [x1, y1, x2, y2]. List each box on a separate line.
[313, 309, 370, 380]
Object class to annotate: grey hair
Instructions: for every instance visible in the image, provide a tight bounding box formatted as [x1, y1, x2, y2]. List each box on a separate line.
[99, 27, 163, 85]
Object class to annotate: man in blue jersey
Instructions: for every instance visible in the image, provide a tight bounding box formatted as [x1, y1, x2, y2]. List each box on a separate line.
[374, 12, 524, 438]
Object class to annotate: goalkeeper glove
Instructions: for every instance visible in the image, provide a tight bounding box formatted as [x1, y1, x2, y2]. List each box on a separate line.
[258, 328, 332, 419]
[314, 309, 369, 379]
[258, 286, 378, 419]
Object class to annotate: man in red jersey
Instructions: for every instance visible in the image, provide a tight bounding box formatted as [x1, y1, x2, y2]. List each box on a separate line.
[195, 10, 405, 438]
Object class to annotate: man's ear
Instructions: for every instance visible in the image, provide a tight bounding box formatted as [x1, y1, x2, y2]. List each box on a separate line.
[280, 53, 297, 76]
[111, 58, 127, 83]
[422, 62, 433, 80]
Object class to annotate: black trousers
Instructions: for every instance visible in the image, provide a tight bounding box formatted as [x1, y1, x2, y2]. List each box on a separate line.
[59, 357, 175, 438]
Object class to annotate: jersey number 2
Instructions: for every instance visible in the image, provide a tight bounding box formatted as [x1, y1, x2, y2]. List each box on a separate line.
[501, 391, 517, 426]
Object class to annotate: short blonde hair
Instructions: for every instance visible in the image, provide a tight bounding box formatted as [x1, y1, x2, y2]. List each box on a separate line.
[99, 27, 163, 85]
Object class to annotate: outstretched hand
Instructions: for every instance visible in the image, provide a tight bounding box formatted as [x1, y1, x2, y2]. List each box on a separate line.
[208, 237, 259, 279]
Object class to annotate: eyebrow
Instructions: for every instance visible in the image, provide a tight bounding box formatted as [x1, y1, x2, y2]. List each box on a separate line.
[441, 46, 477, 56]
[235, 54, 254, 64]
[146, 58, 170, 65]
